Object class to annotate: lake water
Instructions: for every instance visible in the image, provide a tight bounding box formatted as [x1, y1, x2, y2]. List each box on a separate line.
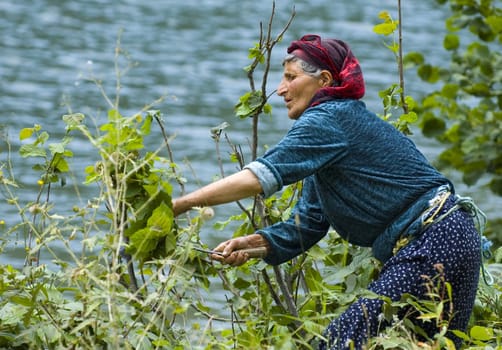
[1, 0, 499, 267]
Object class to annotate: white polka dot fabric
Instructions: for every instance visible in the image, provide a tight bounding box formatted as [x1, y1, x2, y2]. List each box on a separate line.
[319, 196, 481, 349]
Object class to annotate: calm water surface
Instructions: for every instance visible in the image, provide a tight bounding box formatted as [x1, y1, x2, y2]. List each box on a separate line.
[1, 1, 499, 269]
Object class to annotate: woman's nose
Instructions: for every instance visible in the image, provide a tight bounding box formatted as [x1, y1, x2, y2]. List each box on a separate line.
[277, 80, 287, 96]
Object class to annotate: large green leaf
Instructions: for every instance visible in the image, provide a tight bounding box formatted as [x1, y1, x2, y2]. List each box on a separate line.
[470, 325, 494, 341]
[19, 144, 47, 158]
[0, 303, 27, 326]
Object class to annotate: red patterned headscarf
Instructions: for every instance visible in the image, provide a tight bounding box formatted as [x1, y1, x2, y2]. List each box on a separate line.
[287, 34, 365, 106]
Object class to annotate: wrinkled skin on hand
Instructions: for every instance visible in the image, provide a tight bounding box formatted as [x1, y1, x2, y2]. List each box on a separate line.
[211, 234, 270, 266]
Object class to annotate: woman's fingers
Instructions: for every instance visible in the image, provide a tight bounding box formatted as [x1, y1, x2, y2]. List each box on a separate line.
[210, 250, 249, 266]
[212, 240, 230, 254]
[210, 238, 250, 266]
[220, 251, 249, 266]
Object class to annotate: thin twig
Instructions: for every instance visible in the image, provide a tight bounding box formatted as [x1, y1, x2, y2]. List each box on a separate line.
[397, 0, 408, 114]
[261, 269, 287, 311]
[153, 114, 186, 195]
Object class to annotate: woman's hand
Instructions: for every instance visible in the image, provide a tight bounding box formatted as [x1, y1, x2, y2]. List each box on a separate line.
[211, 234, 270, 266]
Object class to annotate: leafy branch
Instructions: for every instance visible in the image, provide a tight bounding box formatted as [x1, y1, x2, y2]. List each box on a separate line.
[373, 4, 418, 135]
[235, 2, 296, 160]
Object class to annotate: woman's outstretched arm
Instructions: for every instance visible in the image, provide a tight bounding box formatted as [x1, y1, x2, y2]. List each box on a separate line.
[172, 169, 263, 216]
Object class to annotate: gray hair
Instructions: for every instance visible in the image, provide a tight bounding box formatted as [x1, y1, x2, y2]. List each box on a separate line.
[283, 54, 322, 78]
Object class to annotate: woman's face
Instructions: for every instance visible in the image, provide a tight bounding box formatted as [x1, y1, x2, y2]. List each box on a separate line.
[277, 60, 322, 120]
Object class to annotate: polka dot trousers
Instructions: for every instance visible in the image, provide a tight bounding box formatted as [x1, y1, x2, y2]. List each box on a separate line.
[319, 196, 481, 349]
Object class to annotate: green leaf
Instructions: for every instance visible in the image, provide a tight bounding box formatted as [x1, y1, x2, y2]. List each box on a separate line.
[163, 232, 176, 255]
[19, 144, 47, 158]
[63, 301, 84, 313]
[19, 128, 34, 140]
[53, 155, 70, 173]
[248, 44, 264, 63]
[235, 91, 264, 118]
[304, 267, 323, 293]
[441, 84, 459, 99]
[422, 114, 446, 137]
[140, 113, 153, 135]
[153, 340, 171, 347]
[377, 11, 392, 21]
[124, 137, 144, 151]
[233, 277, 251, 289]
[324, 265, 356, 285]
[345, 274, 357, 293]
[49, 142, 65, 155]
[385, 41, 399, 54]
[469, 325, 494, 341]
[403, 52, 424, 67]
[486, 15, 502, 34]
[417, 312, 439, 321]
[0, 304, 27, 325]
[373, 11, 398, 36]
[489, 177, 502, 196]
[129, 228, 158, 255]
[400, 111, 418, 123]
[37, 324, 60, 343]
[373, 22, 397, 36]
[127, 201, 174, 261]
[404, 95, 416, 110]
[36, 131, 49, 145]
[108, 109, 122, 121]
[444, 33, 460, 50]
[146, 202, 173, 234]
[62, 113, 85, 129]
[263, 103, 272, 114]
[9, 295, 32, 307]
[450, 330, 470, 341]
[465, 82, 491, 96]
[418, 64, 441, 83]
[307, 245, 328, 260]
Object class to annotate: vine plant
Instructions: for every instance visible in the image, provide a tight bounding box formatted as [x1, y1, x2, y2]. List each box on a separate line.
[0, 1, 500, 349]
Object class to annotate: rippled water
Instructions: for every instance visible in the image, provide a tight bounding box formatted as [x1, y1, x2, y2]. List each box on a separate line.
[1, 0, 499, 268]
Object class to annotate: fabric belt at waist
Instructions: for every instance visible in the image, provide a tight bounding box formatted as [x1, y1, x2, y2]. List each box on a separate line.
[392, 188, 493, 285]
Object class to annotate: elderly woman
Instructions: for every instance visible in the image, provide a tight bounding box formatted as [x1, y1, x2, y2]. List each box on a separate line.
[173, 34, 482, 349]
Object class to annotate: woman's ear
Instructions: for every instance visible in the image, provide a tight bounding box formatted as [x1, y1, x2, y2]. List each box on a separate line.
[319, 70, 334, 87]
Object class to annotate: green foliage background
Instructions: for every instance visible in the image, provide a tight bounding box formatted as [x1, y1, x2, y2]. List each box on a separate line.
[0, 1, 500, 349]
[411, 0, 502, 246]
